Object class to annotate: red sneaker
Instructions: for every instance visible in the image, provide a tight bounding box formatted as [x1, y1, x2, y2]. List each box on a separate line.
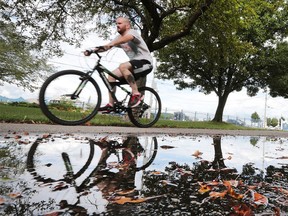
[98, 103, 113, 113]
[129, 94, 143, 108]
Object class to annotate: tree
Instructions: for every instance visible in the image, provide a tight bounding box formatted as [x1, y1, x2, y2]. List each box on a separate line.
[4, 0, 215, 54]
[251, 112, 260, 123]
[3, 0, 216, 90]
[0, 21, 54, 91]
[156, 0, 288, 122]
[267, 117, 278, 127]
[264, 42, 288, 98]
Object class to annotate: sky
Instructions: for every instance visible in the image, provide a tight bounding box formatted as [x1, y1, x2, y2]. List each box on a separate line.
[1, 32, 288, 123]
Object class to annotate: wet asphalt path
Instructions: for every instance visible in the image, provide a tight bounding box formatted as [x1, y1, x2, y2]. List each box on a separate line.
[1, 123, 288, 137]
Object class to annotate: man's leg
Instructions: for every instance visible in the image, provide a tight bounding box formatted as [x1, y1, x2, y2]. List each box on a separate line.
[118, 62, 143, 107]
[118, 62, 139, 95]
[99, 68, 122, 112]
[107, 68, 122, 105]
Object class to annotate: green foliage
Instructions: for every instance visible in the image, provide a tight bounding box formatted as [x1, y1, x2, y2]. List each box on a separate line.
[251, 112, 260, 122]
[3, 0, 215, 53]
[156, 0, 288, 122]
[266, 117, 278, 127]
[0, 21, 54, 91]
[263, 42, 288, 98]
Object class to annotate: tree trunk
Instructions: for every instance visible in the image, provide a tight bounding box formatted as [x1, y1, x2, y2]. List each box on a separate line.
[211, 136, 226, 169]
[212, 93, 229, 122]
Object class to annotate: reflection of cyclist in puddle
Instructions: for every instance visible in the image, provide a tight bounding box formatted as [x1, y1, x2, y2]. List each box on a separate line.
[90, 136, 141, 198]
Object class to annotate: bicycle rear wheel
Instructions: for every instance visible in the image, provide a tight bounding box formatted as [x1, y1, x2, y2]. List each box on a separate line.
[135, 136, 158, 171]
[39, 70, 101, 125]
[128, 86, 161, 128]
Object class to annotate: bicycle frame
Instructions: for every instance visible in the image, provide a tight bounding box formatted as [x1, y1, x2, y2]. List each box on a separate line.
[82, 51, 132, 108]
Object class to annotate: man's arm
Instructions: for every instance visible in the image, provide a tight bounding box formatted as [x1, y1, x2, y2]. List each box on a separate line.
[105, 34, 134, 50]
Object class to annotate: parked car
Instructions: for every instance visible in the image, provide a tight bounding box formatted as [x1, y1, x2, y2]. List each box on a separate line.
[226, 119, 245, 126]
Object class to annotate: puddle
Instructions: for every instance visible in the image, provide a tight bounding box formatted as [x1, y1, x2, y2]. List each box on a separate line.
[0, 132, 288, 215]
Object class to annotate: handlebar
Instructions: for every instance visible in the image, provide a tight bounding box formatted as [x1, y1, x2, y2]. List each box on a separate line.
[84, 46, 106, 57]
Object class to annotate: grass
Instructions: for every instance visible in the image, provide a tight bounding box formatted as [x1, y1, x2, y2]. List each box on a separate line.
[0, 103, 252, 130]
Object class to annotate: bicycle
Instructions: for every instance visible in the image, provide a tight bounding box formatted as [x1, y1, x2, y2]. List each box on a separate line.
[39, 47, 162, 128]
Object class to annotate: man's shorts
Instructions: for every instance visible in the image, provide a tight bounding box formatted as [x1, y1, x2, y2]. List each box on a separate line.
[130, 59, 153, 78]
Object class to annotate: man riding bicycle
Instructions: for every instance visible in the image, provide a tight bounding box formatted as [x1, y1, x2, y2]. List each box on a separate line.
[85, 17, 153, 112]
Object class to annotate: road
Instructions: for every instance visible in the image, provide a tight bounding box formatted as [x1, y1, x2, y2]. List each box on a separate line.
[1, 123, 288, 137]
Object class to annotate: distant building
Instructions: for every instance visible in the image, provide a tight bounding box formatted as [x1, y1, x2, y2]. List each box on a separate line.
[174, 111, 189, 121]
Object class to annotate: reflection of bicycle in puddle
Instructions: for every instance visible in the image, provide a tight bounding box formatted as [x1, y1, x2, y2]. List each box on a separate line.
[26, 135, 158, 215]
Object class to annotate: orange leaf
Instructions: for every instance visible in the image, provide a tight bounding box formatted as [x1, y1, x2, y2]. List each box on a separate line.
[8, 192, 22, 198]
[116, 189, 135, 195]
[209, 190, 227, 198]
[111, 195, 162, 204]
[198, 182, 212, 194]
[233, 204, 253, 216]
[0, 197, 5, 204]
[42, 134, 51, 139]
[84, 121, 92, 126]
[254, 192, 268, 206]
[192, 150, 203, 158]
[150, 171, 163, 176]
[228, 187, 244, 199]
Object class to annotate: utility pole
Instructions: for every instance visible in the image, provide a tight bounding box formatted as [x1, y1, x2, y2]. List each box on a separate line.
[263, 90, 267, 128]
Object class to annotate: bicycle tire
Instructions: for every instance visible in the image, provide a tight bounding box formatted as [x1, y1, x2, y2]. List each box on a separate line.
[26, 137, 95, 183]
[135, 136, 158, 171]
[128, 86, 161, 128]
[39, 70, 101, 125]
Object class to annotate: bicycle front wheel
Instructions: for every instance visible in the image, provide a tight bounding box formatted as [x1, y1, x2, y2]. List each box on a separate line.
[128, 86, 161, 128]
[26, 135, 95, 183]
[39, 70, 101, 125]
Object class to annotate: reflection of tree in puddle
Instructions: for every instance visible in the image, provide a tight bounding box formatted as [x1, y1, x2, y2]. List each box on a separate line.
[142, 135, 288, 215]
[0, 135, 56, 215]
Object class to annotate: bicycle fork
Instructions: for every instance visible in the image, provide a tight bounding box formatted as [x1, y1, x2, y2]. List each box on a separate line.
[69, 74, 92, 99]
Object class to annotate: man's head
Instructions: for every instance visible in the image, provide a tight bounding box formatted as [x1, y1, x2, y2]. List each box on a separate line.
[116, 17, 131, 34]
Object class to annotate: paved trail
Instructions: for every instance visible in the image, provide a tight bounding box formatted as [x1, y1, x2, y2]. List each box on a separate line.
[1, 123, 288, 137]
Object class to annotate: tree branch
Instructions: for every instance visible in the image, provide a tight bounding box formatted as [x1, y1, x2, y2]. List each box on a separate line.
[150, 0, 215, 51]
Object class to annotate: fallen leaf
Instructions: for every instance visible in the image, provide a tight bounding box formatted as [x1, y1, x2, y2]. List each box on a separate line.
[233, 204, 253, 216]
[159, 180, 178, 187]
[52, 182, 69, 191]
[192, 150, 203, 158]
[228, 187, 244, 199]
[8, 192, 22, 198]
[198, 182, 212, 194]
[18, 140, 30, 145]
[226, 155, 232, 160]
[111, 195, 162, 204]
[276, 156, 288, 159]
[42, 134, 51, 139]
[253, 192, 268, 206]
[209, 190, 227, 198]
[160, 145, 175, 149]
[116, 189, 135, 195]
[177, 168, 192, 176]
[0, 197, 5, 204]
[84, 121, 92, 126]
[14, 135, 22, 139]
[149, 171, 163, 176]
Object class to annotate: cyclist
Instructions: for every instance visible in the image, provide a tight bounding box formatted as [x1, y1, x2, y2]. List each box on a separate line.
[85, 17, 153, 112]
